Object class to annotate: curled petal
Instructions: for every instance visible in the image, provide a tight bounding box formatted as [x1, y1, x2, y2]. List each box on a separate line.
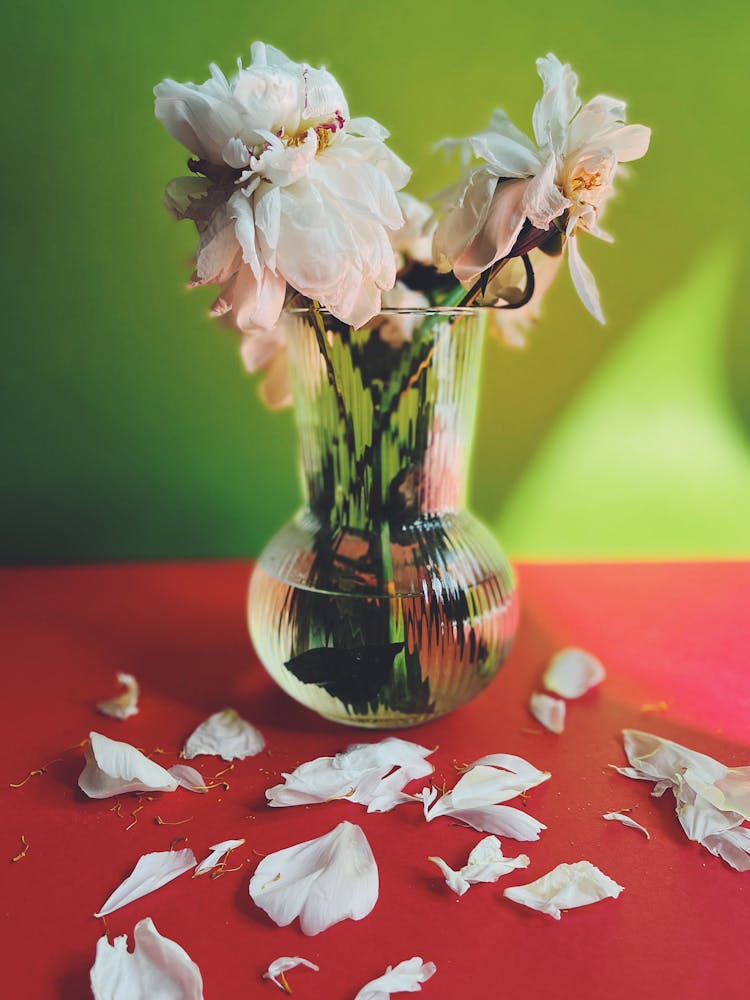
[450, 178, 528, 283]
[532, 54, 581, 150]
[96, 673, 139, 720]
[168, 763, 208, 793]
[529, 692, 566, 734]
[603, 812, 650, 839]
[543, 647, 606, 698]
[79, 732, 178, 799]
[195, 839, 245, 876]
[90, 917, 204, 1000]
[429, 836, 530, 896]
[249, 821, 378, 935]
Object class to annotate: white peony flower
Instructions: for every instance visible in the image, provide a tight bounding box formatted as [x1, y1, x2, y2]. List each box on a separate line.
[90, 917, 204, 1000]
[248, 820, 378, 935]
[433, 53, 650, 323]
[155, 43, 410, 333]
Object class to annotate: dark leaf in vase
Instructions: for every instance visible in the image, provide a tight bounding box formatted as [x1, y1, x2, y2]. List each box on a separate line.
[284, 642, 405, 705]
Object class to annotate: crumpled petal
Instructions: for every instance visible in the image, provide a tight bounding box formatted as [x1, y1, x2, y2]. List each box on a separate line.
[603, 812, 650, 839]
[90, 917, 204, 1000]
[429, 835, 530, 895]
[96, 673, 140, 720]
[79, 732, 178, 799]
[183, 708, 265, 761]
[168, 763, 209, 793]
[266, 737, 434, 812]
[354, 957, 437, 1000]
[504, 861, 623, 919]
[95, 849, 197, 917]
[529, 692, 566, 734]
[543, 648, 606, 698]
[195, 839, 245, 876]
[263, 956, 320, 992]
[616, 730, 750, 869]
[248, 821, 378, 935]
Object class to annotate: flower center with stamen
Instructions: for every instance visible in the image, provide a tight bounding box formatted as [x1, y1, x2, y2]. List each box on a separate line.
[283, 110, 345, 153]
[569, 168, 602, 194]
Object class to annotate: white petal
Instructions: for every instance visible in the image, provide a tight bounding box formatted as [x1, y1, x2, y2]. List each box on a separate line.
[90, 917, 204, 1000]
[195, 838, 245, 876]
[544, 648, 606, 698]
[450, 178, 528, 283]
[427, 856, 471, 896]
[521, 149, 569, 229]
[196, 204, 242, 285]
[154, 77, 242, 164]
[529, 692, 566, 734]
[96, 673, 140, 720]
[469, 128, 540, 178]
[354, 958, 436, 1000]
[78, 732, 178, 799]
[701, 826, 750, 872]
[168, 763, 208, 793]
[457, 756, 551, 799]
[432, 167, 498, 275]
[430, 836, 530, 895]
[504, 861, 623, 919]
[532, 54, 581, 150]
[248, 821, 378, 935]
[603, 813, 650, 839]
[258, 348, 293, 410]
[302, 64, 349, 122]
[95, 849, 197, 917]
[567, 235, 605, 324]
[425, 791, 546, 840]
[183, 708, 265, 761]
[263, 956, 320, 991]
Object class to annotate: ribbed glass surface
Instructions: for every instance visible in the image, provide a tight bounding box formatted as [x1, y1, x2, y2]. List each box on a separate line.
[248, 309, 518, 727]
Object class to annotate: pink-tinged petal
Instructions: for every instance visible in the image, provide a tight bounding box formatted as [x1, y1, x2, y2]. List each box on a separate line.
[231, 264, 286, 332]
[432, 167, 498, 275]
[532, 54, 581, 149]
[90, 917, 204, 1000]
[567, 235, 605, 324]
[451, 178, 528, 283]
[168, 763, 209, 793]
[259, 349, 292, 410]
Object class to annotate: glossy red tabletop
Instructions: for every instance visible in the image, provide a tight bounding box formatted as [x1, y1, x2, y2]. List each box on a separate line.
[2, 561, 748, 999]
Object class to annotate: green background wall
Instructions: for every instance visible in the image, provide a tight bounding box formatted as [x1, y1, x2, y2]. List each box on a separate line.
[2, 0, 749, 563]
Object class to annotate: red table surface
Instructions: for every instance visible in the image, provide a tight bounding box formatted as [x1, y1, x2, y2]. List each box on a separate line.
[2, 560, 749, 1000]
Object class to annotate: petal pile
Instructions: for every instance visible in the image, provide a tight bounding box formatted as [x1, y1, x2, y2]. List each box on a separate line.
[90, 917, 204, 1000]
[615, 729, 750, 870]
[183, 708, 265, 761]
[266, 737, 435, 812]
[96, 673, 140, 720]
[79, 732, 179, 799]
[503, 861, 624, 919]
[95, 849, 197, 917]
[419, 754, 550, 840]
[429, 835, 530, 895]
[354, 957, 436, 1000]
[248, 820, 379, 935]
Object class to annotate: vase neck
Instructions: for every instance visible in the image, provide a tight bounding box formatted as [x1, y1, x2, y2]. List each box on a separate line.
[286, 310, 486, 532]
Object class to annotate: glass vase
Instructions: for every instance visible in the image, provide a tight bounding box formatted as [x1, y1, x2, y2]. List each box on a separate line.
[248, 307, 518, 728]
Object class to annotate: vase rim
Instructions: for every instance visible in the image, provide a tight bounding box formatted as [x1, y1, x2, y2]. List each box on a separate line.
[284, 305, 487, 318]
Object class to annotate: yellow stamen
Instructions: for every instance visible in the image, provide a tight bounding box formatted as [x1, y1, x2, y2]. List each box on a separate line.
[11, 835, 29, 863]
